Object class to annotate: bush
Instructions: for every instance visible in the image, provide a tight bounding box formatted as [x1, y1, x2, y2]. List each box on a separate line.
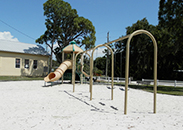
[96, 69, 103, 76]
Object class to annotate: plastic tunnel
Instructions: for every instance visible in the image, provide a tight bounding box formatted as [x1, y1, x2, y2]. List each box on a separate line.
[44, 60, 72, 82]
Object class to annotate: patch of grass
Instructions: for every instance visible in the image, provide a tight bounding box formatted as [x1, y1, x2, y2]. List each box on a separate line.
[114, 82, 125, 85]
[0, 76, 44, 81]
[129, 84, 183, 96]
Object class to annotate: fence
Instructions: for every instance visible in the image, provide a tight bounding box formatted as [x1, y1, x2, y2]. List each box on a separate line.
[82, 76, 131, 85]
[142, 79, 183, 87]
[82, 76, 183, 87]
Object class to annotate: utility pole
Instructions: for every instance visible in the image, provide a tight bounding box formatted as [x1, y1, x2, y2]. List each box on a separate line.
[105, 32, 109, 77]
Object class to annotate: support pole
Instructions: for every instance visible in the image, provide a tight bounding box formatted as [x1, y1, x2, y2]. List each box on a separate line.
[73, 51, 90, 93]
[72, 51, 75, 92]
[62, 51, 64, 84]
[80, 54, 83, 84]
[124, 36, 130, 115]
[73, 52, 81, 92]
[110, 46, 114, 100]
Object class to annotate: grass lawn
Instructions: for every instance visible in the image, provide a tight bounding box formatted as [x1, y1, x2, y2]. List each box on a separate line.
[129, 84, 183, 96]
[113, 82, 183, 96]
[0, 76, 44, 81]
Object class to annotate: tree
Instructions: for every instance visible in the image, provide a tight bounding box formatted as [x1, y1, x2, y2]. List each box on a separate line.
[114, 17, 183, 80]
[159, 0, 183, 55]
[52, 59, 60, 69]
[114, 18, 157, 79]
[158, 0, 183, 79]
[159, 0, 183, 45]
[107, 1, 183, 80]
[94, 57, 106, 75]
[36, 0, 96, 70]
[83, 55, 90, 75]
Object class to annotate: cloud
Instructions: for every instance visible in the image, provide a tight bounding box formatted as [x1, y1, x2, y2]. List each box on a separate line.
[0, 31, 19, 41]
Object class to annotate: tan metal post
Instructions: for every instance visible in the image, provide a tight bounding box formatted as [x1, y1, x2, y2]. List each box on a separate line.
[80, 53, 91, 77]
[62, 51, 64, 84]
[73, 51, 91, 92]
[89, 52, 93, 98]
[73, 52, 80, 92]
[124, 30, 157, 114]
[72, 51, 75, 91]
[80, 54, 83, 84]
[124, 35, 130, 115]
[73, 53, 76, 92]
[104, 44, 114, 100]
[81, 52, 91, 92]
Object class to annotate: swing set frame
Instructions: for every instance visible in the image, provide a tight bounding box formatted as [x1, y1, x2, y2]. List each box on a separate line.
[73, 29, 157, 115]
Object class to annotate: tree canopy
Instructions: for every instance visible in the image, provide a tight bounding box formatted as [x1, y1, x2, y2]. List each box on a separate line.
[158, 0, 183, 79]
[91, 0, 183, 80]
[159, 0, 183, 43]
[36, 0, 96, 64]
[96, 0, 182, 80]
[113, 18, 156, 79]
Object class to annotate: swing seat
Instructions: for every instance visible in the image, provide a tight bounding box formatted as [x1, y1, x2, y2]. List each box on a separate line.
[85, 77, 90, 81]
[84, 77, 98, 82]
[93, 77, 97, 82]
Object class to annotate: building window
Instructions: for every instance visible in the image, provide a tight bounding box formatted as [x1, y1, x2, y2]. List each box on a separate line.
[33, 60, 37, 69]
[15, 58, 20, 68]
[44, 66, 48, 72]
[25, 59, 29, 69]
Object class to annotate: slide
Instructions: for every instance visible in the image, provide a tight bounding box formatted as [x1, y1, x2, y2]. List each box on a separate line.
[44, 60, 72, 82]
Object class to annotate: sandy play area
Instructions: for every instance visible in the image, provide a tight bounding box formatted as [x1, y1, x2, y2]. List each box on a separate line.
[0, 80, 182, 130]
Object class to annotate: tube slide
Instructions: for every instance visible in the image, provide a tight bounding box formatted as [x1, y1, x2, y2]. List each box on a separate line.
[44, 60, 72, 82]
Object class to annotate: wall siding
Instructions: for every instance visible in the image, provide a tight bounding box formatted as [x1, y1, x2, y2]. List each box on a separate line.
[0, 51, 49, 76]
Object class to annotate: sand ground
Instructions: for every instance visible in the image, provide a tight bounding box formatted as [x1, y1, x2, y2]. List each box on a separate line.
[0, 80, 182, 130]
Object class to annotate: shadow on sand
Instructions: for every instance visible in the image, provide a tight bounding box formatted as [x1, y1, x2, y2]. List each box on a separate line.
[63, 90, 119, 113]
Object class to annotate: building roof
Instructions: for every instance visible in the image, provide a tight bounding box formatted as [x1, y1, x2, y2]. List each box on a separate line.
[0, 39, 49, 56]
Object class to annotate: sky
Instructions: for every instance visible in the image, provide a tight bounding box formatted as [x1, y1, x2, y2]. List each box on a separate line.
[0, 0, 160, 58]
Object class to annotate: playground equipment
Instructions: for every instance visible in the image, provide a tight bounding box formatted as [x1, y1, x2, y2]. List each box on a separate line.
[72, 49, 103, 92]
[44, 41, 83, 83]
[124, 30, 157, 114]
[44, 60, 72, 82]
[85, 29, 157, 115]
[44, 29, 157, 115]
[90, 44, 114, 100]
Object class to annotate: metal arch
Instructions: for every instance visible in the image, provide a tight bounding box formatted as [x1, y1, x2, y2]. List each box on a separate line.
[80, 52, 91, 85]
[124, 29, 158, 114]
[73, 51, 91, 92]
[80, 52, 91, 78]
[70, 29, 157, 115]
[89, 44, 114, 100]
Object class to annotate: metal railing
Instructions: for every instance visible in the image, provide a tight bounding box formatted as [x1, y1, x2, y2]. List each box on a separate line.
[81, 76, 183, 87]
[142, 79, 183, 87]
[81, 76, 132, 85]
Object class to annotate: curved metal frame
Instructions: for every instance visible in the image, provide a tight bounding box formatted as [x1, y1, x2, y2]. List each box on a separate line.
[80, 52, 91, 84]
[71, 29, 157, 115]
[73, 51, 91, 92]
[89, 44, 114, 100]
[124, 30, 157, 114]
